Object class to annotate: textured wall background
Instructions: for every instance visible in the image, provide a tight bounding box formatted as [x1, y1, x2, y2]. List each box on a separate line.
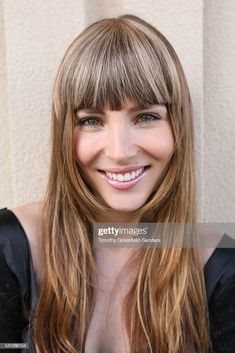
[204, 0, 235, 222]
[0, 0, 234, 221]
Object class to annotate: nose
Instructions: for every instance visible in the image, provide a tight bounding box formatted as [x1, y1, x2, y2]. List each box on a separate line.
[104, 124, 137, 163]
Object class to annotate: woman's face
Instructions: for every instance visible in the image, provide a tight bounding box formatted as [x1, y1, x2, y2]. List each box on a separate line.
[73, 98, 174, 214]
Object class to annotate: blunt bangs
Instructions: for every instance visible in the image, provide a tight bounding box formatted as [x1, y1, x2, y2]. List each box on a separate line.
[62, 19, 182, 113]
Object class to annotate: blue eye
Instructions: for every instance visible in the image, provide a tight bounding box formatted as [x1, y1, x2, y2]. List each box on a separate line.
[78, 118, 100, 126]
[77, 113, 160, 128]
[137, 114, 160, 123]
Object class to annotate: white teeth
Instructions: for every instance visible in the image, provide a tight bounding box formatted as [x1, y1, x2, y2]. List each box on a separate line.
[123, 173, 131, 181]
[105, 167, 144, 182]
[116, 174, 124, 181]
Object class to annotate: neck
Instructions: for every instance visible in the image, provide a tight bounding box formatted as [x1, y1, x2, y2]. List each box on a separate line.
[97, 210, 140, 224]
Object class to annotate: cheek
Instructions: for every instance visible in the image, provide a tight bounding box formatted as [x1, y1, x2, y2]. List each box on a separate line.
[141, 127, 174, 160]
[155, 133, 174, 158]
[73, 130, 96, 166]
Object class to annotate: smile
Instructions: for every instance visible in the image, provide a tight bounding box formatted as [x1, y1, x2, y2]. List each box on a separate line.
[98, 166, 150, 190]
[105, 167, 145, 181]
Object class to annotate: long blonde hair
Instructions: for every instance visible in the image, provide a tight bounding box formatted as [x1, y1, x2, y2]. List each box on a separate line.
[32, 15, 211, 353]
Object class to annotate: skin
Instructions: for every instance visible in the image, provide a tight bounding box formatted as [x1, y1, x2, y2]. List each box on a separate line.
[73, 98, 175, 223]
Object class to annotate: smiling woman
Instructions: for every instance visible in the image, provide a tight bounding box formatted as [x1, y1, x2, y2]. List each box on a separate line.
[74, 100, 174, 214]
[0, 13, 235, 353]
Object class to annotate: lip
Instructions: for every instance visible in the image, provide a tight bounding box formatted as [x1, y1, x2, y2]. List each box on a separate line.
[98, 166, 150, 190]
[98, 165, 150, 173]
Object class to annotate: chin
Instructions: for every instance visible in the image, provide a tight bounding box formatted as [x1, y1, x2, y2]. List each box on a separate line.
[105, 198, 146, 213]
[111, 206, 138, 213]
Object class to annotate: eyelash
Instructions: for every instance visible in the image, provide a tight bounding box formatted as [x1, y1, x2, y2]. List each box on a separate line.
[77, 114, 161, 127]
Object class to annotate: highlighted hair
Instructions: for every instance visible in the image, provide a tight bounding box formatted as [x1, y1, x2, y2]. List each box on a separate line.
[32, 15, 211, 353]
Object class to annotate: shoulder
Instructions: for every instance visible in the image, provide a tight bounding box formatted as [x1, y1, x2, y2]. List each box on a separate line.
[203, 236, 235, 351]
[205, 234, 235, 284]
[11, 201, 45, 285]
[0, 201, 44, 234]
[0, 201, 45, 286]
[209, 265, 235, 351]
[204, 234, 235, 303]
[0, 215, 31, 339]
[0, 251, 29, 340]
[9, 201, 44, 251]
[210, 245, 235, 300]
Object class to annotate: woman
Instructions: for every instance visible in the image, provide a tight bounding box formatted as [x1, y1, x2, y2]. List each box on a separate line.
[0, 14, 235, 353]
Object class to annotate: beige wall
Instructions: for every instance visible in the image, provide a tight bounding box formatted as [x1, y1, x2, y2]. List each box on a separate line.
[204, 0, 235, 222]
[0, 0, 234, 222]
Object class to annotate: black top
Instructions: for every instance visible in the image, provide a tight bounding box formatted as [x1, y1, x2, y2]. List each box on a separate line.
[0, 208, 235, 353]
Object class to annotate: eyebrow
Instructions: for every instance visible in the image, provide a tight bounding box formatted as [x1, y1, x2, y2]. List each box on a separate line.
[77, 104, 165, 115]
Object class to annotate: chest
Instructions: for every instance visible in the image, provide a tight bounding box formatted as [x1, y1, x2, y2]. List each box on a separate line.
[85, 268, 136, 353]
